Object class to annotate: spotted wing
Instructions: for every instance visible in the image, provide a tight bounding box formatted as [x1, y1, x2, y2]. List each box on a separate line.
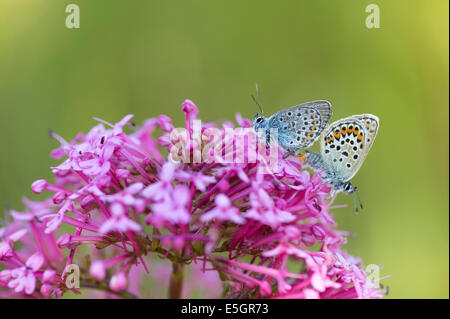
[268, 100, 332, 151]
[354, 114, 379, 151]
[320, 114, 379, 182]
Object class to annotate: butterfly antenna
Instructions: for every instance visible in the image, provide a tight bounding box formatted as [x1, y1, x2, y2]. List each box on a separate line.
[353, 186, 364, 213]
[251, 94, 263, 115]
[255, 83, 264, 116]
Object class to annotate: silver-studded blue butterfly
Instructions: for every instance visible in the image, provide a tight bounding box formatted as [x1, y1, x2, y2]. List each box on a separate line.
[305, 114, 379, 211]
[252, 100, 333, 158]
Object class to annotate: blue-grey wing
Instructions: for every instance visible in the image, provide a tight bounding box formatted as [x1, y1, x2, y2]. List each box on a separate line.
[267, 100, 332, 152]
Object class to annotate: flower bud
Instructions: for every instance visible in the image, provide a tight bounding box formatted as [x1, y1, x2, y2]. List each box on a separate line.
[311, 224, 326, 241]
[109, 272, 127, 292]
[31, 179, 47, 194]
[52, 191, 67, 204]
[90, 261, 106, 280]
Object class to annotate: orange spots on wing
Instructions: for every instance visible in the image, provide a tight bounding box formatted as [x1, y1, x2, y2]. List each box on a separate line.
[357, 133, 363, 141]
[325, 136, 335, 144]
[333, 131, 340, 139]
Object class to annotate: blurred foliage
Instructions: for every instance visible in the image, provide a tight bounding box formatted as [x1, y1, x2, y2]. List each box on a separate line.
[0, 0, 448, 298]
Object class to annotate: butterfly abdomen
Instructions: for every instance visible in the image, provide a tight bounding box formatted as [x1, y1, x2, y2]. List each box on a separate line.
[305, 151, 327, 171]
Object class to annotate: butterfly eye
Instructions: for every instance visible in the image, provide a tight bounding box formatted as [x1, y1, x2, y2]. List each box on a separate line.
[344, 182, 353, 193]
[256, 118, 263, 123]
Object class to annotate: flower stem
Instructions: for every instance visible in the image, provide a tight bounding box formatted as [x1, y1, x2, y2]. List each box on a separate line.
[81, 281, 138, 299]
[168, 262, 184, 299]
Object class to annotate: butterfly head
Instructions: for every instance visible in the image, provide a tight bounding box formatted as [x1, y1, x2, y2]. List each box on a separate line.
[343, 181, 355, 194]
[251, 83, 266, 130]
[342, 181, 364, 213]
[253, 114, 267, 130]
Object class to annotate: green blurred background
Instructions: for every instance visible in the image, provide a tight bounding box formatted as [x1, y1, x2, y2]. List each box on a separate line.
[0, 0, 448, 298]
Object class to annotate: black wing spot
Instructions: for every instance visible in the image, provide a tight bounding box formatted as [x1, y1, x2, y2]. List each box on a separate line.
[353, 154, 358, 160]
[353, 146, 358, 151]
[341, 140, 345, 145]
[345, 138, 350, 142]
[342, 151, 348, 157]
[330, 144, 335, 149]
[325, 150, 329, 154]
[336, 146, 341, 151]
[347, 163, 351, 168]
[350, 140, 354, 145]
[288, 112, 292, 116]
[297, 113, 301, 117]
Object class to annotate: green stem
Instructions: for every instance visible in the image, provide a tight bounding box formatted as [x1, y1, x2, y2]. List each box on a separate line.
[168, 263, 184, 299]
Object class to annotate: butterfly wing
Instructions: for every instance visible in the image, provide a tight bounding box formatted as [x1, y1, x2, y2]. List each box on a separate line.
[320, 114, 379, 182]
[267, 100, 332, 151]
[355, 114, 379, 150]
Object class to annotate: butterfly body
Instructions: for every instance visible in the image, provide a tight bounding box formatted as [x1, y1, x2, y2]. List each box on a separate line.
[305, 150, 355, 194]
[252, 100, 332, 156]
[306, 114, 379, 208]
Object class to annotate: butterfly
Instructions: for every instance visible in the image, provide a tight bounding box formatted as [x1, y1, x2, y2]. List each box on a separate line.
[305, 114, 379, 212]
[251, 87, 332, 159]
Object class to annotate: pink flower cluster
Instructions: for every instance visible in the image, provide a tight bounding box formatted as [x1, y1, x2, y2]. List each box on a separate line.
[0, 99, 385, 298]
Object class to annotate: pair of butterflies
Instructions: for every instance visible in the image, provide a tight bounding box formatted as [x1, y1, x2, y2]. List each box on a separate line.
[252, 99, 379, 212]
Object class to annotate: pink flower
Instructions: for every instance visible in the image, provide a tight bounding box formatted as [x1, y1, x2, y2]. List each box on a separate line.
[41, 199, 72, 234]
[110, 272, 127, 291]
[157, 114, 174, 132]
[31, 179, 47, 194]
[176, 170, 216, 192]
[201, 194, 245, 224]
[90, 261, 106, 280]
[99, 203, 142, 234]
[0, 229, 27, 260]
[244, 188, 295, 228]
[2, 252, 44, 295]
[181, 99, 199, 119]
[102, 183, 145, 213]
[0, 99, 385, 299]
[148, 184, 191, 227]
[141, 162, 177, 201]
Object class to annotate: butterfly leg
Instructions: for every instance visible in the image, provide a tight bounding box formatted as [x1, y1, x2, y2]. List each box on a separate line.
[282, 149, 296, 159]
